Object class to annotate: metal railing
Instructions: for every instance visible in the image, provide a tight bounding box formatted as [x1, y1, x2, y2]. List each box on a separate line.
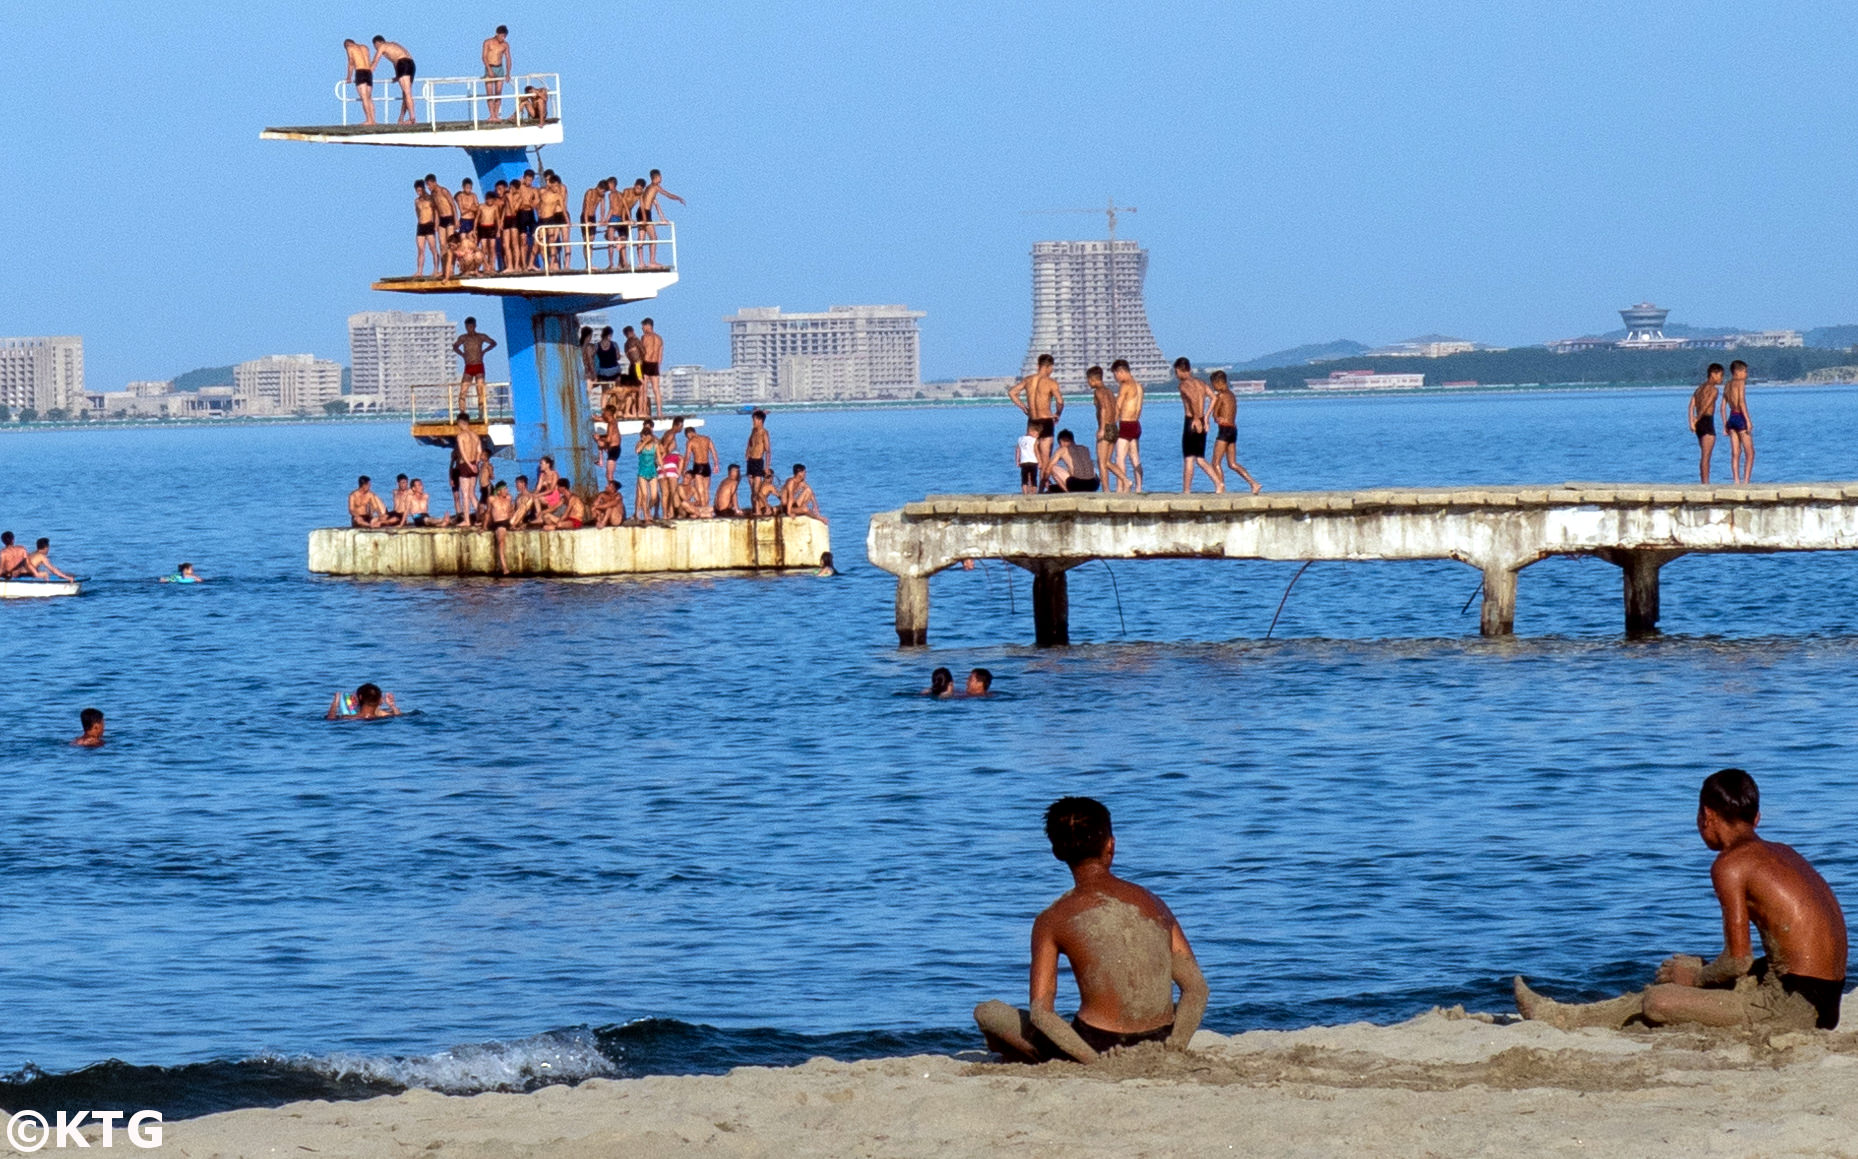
[409, 380, 513, 425]
[527, 220, 677, 276]
[335, 72, 561, 130]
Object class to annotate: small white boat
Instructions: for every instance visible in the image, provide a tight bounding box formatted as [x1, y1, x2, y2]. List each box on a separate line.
[0, 579, 80, 599]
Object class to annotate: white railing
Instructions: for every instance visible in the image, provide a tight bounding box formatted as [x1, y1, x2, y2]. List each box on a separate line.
[334, 72, 561, 130]
[528, 220, 677, 276]
[409, 381, 513, 425]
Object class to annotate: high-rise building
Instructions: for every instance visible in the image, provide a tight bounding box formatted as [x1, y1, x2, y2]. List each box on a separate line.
[727, 305, 924, 400]
[348, 310, 456, 410]
[0, 336, 84, 413]
[1020, 241, 1167, 385]
[234, 355, 343, 413]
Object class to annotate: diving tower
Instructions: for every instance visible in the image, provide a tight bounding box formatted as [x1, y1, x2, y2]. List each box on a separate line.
[263, 70, 680, 492]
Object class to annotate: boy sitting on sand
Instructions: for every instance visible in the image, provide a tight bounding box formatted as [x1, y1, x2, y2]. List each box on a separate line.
[1515, 768, 1847, 1031]
[974, 796, 1209, 1063]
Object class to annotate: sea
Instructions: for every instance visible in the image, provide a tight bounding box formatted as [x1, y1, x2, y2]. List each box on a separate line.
[4, 385, 1858, 1118]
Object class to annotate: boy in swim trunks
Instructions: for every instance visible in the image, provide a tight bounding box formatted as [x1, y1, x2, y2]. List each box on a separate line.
[1515, 768, 1847, 1031]
[1173, 357, 1217, 493]
[370, 37, 418, 124]
[683, 426, 718, 510]
[1088, 365, 1127, 492]
[1111, 359, 1145, 493]
[747, 410, 773, 515]
[974, 796, 1209, 1063]
[1208, 371, 1262, 494]
[640, 318, 666, 418]
[343, 39, 376, 125]
[1689, 363, 1722, 484]
[1009, 353, 1063, 488]
[1724, 359, 1754, 484]
[482, 25, 512, 121]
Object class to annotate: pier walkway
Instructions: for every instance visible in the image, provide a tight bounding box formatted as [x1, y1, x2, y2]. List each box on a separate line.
[865, 484, 1858, 645]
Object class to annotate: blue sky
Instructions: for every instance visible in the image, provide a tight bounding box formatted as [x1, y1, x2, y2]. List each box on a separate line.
[8, 0, 1858, 387]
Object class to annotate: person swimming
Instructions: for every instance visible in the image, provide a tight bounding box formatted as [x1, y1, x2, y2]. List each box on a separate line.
[327, 683, 402, 721]
[72, 707, 105, 748]
[817, 551, 837, 577]
[924, 667, 954, 698]
[161, 562, 202, 584]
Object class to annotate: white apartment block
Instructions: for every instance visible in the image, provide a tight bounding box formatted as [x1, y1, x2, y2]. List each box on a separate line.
[664, 365, 773, 407]
[0, 336, 84, 413]
[235, 354, 343, 413]
[349, 310, 456, 410]
[727, 305, 924, 400]
[1305, 370, 1428, 390]
[1020, 241, 1168, 386]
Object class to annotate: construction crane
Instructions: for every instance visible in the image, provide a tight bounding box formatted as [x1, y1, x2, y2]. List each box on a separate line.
[1025, 197, 1139, 361]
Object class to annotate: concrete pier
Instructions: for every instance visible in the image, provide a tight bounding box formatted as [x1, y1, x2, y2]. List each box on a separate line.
[866, 484, 1858, 645]
[311, 517, 829, 577]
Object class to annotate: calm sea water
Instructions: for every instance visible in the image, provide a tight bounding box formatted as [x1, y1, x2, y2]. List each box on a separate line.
[4, 386, 1858, 1116]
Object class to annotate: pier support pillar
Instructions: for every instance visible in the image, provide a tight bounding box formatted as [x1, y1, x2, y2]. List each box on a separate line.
[896, 575, 929, 647]
[1599, 549, 1685, 636]
[1031, 562, 1071, 647]
[1480, 566, 1517, 637]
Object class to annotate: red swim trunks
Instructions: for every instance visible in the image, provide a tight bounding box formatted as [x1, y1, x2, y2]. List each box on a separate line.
[1118, 420, 1142, 441]
[464, 362, 485, 377]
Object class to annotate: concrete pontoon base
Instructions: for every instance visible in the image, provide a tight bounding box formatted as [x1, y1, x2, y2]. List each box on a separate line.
[310, 518, 829, 577]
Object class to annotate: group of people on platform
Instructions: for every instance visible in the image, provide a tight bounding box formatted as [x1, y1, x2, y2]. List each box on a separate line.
[343, 26, 532, 127]
[584, 321, 667, 418]
[413, 168, 681, 279]
[1010, 355, 1263, 496]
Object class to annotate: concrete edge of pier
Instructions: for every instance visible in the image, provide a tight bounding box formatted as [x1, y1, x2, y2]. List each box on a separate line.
[310, 516, 830, 577]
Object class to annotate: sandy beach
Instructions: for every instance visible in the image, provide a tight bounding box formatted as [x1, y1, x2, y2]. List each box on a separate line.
[48, 999, 1847, 1158]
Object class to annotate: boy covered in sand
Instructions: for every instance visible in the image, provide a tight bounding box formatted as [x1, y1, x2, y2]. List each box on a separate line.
[975, 796, 1209, 1063]
[1515, 768, 1847, 1031]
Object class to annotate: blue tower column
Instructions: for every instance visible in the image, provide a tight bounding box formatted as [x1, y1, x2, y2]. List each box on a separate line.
[498, 294, 612, 495]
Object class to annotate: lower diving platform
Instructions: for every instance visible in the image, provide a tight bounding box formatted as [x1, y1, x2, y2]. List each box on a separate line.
[311, 516, 829, 577]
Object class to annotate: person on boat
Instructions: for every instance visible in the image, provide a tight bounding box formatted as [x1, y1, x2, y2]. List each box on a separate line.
[22, 539, 74, 582]
[72, 707, 105, 748]
[327, 683, 401, 721]
[1515, 768, 1847, 1031]
[974, 796, 1209, 1062]
[0, 531, 29, 577]
[161, 563, 202, 584]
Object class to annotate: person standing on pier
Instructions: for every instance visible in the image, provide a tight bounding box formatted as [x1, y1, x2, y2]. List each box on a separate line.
[1112, 359, 1145, 492]
[634, 421, 661, 522]
[1689, 363, 1722, 484]
[453, 317, 498, 417]
[1208, 372, 1262, 495]
[369, 37, 418, 125]
[684, 425, 719, 510]
[342, 40, 377, 125]
[747, 410, 774, 515]
[482, 26, 512, 121]
[640, 319, 667, 418]
[1174, 358, 1217, 493]
[622, 327, 648, 416]
[1724, 359, 1755, 484]
[1089, 365, 1127, 492]
[451, 412, 485, 522]
[1009, 354, 1064, 487]
[412, 180, 437, 277]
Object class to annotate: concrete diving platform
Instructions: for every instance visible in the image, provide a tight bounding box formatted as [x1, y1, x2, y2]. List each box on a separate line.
[866, 483, 1858, 645]
[311, 517, 829, 577]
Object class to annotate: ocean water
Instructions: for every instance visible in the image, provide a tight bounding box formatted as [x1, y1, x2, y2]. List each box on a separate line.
[4, 385, 1858, 1118]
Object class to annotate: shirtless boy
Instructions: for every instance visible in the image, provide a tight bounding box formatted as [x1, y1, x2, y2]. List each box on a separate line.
[454, 178, 479, 248]
[640, 318, 666, 417]
[714, 464, 743, 516]
[1088, 365, 1126, 491]
[450, 412, 485, 520]
[1689, 363, 1723, 484]
[596, 405, 626, 486]
[637, 170, 685, 269]
[453, 317, 498, 415]
[1724, 359, 1755, 484]
[73, 707, 106, 748]
[483, 482, 516, 574]
[974, 797, 1210, 1063]
[1009, 354, 1064, 487]
[607, 178, 639, 270]
[348, 476, 388, 528]
[1112, 359, 1145, 492]
[536, 173, 570, 271]
[343, 39, 376, 125]
[1174, 357, 1217, 493]
[622, 327, 647, 416]
[780, 464, 826, 523]
[1515, 768, 1847, 1031]
[0, 531, 28, 577]
[684, 425, 718, 509]
[746, 410, 774, 515]
[22, 539, 74, 582]
[413, 180, 437, 276]
[369, 37, 417, 124]
[482, 25, 512, 121]
[1208, 371, 1262, 494]
[426, 174, 457, 252]
[591, 480, 625, 528]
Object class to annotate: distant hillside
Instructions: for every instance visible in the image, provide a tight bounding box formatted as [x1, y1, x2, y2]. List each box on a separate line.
[1806, 325, 1858, 349]
[170, 365, 235, 391]
[1241, 344, 1847, 391]
[1224, 339, 1369, 371]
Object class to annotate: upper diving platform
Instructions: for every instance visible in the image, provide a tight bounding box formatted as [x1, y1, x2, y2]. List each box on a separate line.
[261, 73, 563, 148]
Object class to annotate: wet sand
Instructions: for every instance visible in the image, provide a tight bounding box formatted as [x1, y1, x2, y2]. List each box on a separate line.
[88, 1000, 1858, 1158]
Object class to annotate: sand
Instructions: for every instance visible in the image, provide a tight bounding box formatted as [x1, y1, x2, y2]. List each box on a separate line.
[33, 1000, 1858, 1158]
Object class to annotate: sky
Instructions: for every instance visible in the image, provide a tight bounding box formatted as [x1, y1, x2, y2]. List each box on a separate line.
[8, 0, 1858, 388]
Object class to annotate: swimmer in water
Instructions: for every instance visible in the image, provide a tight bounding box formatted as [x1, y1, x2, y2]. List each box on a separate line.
[161, 562, 202, 583]
[326, 682, 401, 721]
[974, 796, 1209, 1063]
[72, 707, 105, 747]
[965, 668, 993, 696]
[817, 551, 837, 577]
[924, 667, 955, 698]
